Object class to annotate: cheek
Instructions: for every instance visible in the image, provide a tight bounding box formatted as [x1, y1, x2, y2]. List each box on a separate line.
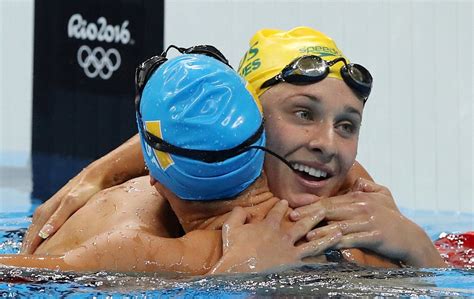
[338, 138, 358, 173]
[263, 117, 286, 151]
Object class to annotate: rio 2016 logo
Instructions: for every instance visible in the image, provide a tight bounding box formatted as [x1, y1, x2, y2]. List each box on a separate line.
[68, 14, 132, 80]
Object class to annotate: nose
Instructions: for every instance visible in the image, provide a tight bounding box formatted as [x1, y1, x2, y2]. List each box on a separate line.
[307, 122, 337, 163]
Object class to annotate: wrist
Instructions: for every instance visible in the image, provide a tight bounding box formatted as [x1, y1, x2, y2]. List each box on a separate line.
[80, 161, 109, 189]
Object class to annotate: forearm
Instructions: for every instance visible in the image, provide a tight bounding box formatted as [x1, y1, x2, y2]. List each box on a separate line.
[85, 134, 146, 188]
[0, 254, 79, 271]
[403, 224, 447, 267]
[61, 230, 224, 274]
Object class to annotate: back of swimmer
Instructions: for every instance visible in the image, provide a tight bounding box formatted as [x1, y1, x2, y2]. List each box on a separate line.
[135, 47, 266, 201]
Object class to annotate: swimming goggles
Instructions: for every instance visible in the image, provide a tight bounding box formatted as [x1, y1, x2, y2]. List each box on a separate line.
[260, 55, 373, 102]
[134, 45, 293, 169]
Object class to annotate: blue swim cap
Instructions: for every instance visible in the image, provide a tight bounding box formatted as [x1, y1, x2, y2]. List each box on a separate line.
[137, 54, 265, 201]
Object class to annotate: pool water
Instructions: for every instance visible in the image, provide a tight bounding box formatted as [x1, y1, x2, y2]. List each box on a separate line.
[0, 206, 473, 297]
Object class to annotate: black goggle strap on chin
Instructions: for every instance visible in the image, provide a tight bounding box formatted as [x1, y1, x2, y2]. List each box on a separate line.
[245, 145, 293, 170]
[141, 121, 294, 171]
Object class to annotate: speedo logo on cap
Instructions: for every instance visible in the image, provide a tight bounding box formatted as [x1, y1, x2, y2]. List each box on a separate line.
[299, 46, 340, 57]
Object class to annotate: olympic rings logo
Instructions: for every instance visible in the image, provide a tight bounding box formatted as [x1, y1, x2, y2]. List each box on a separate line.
[77, 45, 121, 80]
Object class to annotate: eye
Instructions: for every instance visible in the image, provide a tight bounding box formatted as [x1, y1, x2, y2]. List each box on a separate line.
[295, 109, 313, 121]
[336, 121, 358, 136]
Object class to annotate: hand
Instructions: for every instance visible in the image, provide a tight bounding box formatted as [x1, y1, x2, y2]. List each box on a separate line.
[290, 178, 446, 267]
[21, 168, 103, 254]
[209, 200, 342, 274]
[21, 134, 146, 254]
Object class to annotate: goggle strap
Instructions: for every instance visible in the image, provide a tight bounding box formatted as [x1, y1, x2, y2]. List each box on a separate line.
[261, 77, 280, 89]
[143, 122, 265, 163]
[245, 145, 293, 171]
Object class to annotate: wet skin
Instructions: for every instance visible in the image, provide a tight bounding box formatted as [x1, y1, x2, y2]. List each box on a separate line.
[26, 174, 393, 273]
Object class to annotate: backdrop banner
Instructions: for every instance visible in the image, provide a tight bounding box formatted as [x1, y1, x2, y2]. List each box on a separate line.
[32, 0, 164, 199]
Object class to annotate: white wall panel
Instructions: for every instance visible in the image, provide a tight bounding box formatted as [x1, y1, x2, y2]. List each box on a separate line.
[412, 2, 437, 211]
[0, 0, 33, 166]
[456, 2, 473, 213]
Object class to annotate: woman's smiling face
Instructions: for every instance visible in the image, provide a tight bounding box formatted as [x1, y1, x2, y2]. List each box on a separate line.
[260, 78, 364, 208]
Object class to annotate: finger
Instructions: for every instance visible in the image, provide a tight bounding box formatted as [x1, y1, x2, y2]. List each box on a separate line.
[306, 219, 371, 241]
[222, 207, 247, 254]
[297, 228, 342, 258]
[352, 178, 389, 195]
[287, 209, 325, 242]
[290, 194, 368, 221]
[21, 200, 61, 253]
[289, 201, 324, 221]
[351, 179, 398, 211]
[322, 201, 369, 221]
[37, 194, 87, 237]
[264, 200, 289, 227]
[21, 224, 41, 254]
[334, 231, 383, 250]
[223, 207, 248, 230]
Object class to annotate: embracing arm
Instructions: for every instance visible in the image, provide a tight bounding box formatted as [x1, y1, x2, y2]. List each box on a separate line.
[10, 229, 223, 274]
[210, 201, 342, 274]
[291, 178, 446, 268]
[22, 134, 146, 254]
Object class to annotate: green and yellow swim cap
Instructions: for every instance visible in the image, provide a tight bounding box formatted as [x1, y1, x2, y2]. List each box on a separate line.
[238, 26, 349, 97]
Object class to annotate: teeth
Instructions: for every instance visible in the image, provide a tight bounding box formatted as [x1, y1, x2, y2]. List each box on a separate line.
[292, 163, 328, 178]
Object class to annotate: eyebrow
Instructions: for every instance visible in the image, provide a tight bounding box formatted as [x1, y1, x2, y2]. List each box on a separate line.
[343, 105, 362, 120]
[302, 95, 362, 119]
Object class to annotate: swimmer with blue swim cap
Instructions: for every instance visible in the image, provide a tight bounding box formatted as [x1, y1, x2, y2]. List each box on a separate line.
[135, 45, 291, 201]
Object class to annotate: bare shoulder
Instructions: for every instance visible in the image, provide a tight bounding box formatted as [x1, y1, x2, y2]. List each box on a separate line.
[35, 176, 181, 255]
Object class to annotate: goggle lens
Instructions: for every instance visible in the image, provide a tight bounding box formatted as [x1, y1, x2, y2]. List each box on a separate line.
[297, 56, 326, 75]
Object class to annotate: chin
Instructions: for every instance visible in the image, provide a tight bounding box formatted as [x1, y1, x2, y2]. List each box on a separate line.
[284, 190, 321, 208]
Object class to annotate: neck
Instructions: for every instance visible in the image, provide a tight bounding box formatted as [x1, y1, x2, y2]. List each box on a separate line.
[157, 174, 278, 232]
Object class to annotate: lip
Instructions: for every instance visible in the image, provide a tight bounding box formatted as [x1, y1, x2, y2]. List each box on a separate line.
[289, 160, 335, 191]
